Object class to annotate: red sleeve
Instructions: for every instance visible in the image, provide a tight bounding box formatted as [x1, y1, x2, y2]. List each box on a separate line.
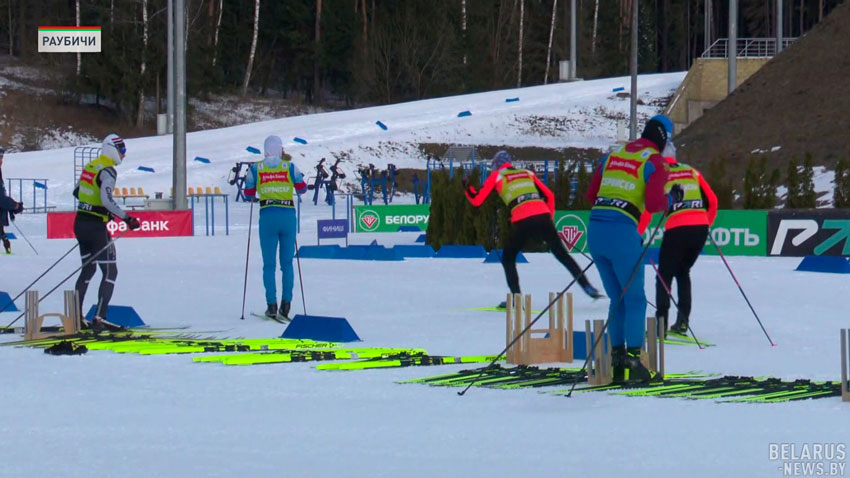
[465, 170, 500, 206]
[637, 211, 652, 235]
[586, 163, 603, 204]
[697, 170, 718, 225]
[532, 174, 555, 215]
[644, 154, 670, 214]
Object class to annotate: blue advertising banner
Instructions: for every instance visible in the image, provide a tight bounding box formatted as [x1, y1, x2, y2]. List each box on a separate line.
[317, 219, 348, 245]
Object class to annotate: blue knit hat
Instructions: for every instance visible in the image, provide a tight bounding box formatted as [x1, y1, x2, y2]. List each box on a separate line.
[491, 150, 512, 170]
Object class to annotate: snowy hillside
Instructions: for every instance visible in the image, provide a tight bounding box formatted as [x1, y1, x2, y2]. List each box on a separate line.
[1, 73, 684, 208]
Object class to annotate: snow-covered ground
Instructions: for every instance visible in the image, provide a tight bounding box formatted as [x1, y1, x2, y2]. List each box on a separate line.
[1, 74, 848, 477]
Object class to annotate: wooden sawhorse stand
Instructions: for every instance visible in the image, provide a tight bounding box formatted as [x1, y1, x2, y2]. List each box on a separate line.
[24, 290, 80, 341]
[505, 292, 573, 365]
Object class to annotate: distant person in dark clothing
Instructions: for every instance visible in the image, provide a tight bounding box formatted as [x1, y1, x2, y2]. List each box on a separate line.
[0, 148, 25, 254]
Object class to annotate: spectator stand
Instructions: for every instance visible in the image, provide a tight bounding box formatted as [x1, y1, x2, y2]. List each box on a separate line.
[114, 186, 149, 209]
[188, 186, 229, 236]
[5, 178, 53, 213]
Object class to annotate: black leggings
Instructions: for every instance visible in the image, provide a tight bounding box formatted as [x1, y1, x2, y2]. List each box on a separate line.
[655, 225, 709, 324]
[502, 213, 589, 294]
[73, 215, 118, 319]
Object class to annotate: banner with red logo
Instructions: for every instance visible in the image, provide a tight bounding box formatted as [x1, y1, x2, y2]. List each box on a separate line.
[47, 210, 194, 239]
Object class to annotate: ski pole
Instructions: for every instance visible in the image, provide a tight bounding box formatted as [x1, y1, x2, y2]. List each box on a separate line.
[708, 232, 775, 346]
[0, 242, 79, 314]
[239, 199, 255, 320]
[11, 219, 39, 255]
[295, 236, 307, 315]
[564, 214, 668, 398]
[648, 257, 705, 350]
[4, 230, 128, 330]
[457, 258, 595, 397]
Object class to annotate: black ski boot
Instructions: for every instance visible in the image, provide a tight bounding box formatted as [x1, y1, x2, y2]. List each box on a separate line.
[2, 235, 10, 254]
[264, 303, 278, 320]
[92, 316, 125, 333]
[611, 346, 627, 383]
[278, 301, 291, 321]
[669, 319, 688, 336]
[623, 347, 652, 384]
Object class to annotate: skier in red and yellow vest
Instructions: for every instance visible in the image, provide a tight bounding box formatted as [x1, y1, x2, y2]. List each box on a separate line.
[464, 151, 600, 302]
[586, 115, 680, 383]
[638, 154, 717, 335]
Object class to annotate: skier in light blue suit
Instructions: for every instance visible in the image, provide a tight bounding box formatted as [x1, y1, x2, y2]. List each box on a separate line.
[244, 135, 307, 320]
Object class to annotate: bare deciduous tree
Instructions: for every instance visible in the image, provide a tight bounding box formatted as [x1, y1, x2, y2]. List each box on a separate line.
[517, 0, 524, 87]
[544, 0, 558, 84]
[76, 0, 80, 75]
[314, 0, 322, 103]
[241, 0, 260, 97]
[137, 0, 149, 127]
[212, 0, 223, 67]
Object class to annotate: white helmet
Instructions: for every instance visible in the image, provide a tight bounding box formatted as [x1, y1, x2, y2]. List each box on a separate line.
[102, 133, 127, 165]
[263, 135, 284, 159]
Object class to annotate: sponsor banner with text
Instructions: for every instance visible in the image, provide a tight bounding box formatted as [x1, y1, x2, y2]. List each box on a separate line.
[46, 211, 194, 239]
[767, 209, 850, 256]
[353, 205, 430, 232]
[641, 210, 767, 256]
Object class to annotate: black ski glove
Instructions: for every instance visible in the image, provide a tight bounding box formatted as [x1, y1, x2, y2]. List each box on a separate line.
[667, 184, 684, 211]
[124, 215, 141, 230]
[13, 202, 23, 214]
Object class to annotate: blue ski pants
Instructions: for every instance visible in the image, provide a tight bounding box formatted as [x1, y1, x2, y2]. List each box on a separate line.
[259, 207, 297, 305]
[587, 219, 646, 349]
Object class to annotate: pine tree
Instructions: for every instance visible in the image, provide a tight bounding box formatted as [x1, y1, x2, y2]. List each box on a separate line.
[834, 159, 850, 208]
[785, 157, 802, 208]
[800, 154, 817, 208]
[743, 156, 760, 209]
[573, 159, 592, 210]
[765, 168, 781, 208]
[554, 157, 571, 210]
[705, 157, 735, 209]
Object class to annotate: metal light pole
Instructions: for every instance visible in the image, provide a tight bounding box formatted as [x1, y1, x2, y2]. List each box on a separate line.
[728, 0, 738, 95]
[629, 0, 638, 140]
[569, 0, 577, 79]
[167, 0, 174, 133]
[172, 0, 187, 210]
[704, 0, 712, 53]
[776, 0, 784, 54]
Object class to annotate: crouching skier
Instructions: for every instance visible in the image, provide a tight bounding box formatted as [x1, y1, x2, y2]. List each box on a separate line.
[463, 150, 601, 306]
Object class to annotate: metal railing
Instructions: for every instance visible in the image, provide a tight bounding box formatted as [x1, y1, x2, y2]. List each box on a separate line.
[701, 37, 797, 59]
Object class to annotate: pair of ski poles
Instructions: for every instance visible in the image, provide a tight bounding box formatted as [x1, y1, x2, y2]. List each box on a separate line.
[459, 215, 773, 397]
[2, 231, 127, 330]
[238, 198, 308, 321]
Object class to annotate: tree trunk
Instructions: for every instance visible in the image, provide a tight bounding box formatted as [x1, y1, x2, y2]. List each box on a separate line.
[7, 0, 12, 56]
[241, 0, 260, 97]
[110, 0, 114, 25]
[517, 0, 524, 88]
[819, 0, 823, 22]
[212, 0, 223, 67]
[461, 0, 467, 65]
[137, 0, 149, 127]
[544, 0, 557, 84]
[591, 0, 599, 54]
[361, 0, 367, 45]
[314, 0, 322, 104]
[799, 0, 803, 35]
[75, 0, 80, 75]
